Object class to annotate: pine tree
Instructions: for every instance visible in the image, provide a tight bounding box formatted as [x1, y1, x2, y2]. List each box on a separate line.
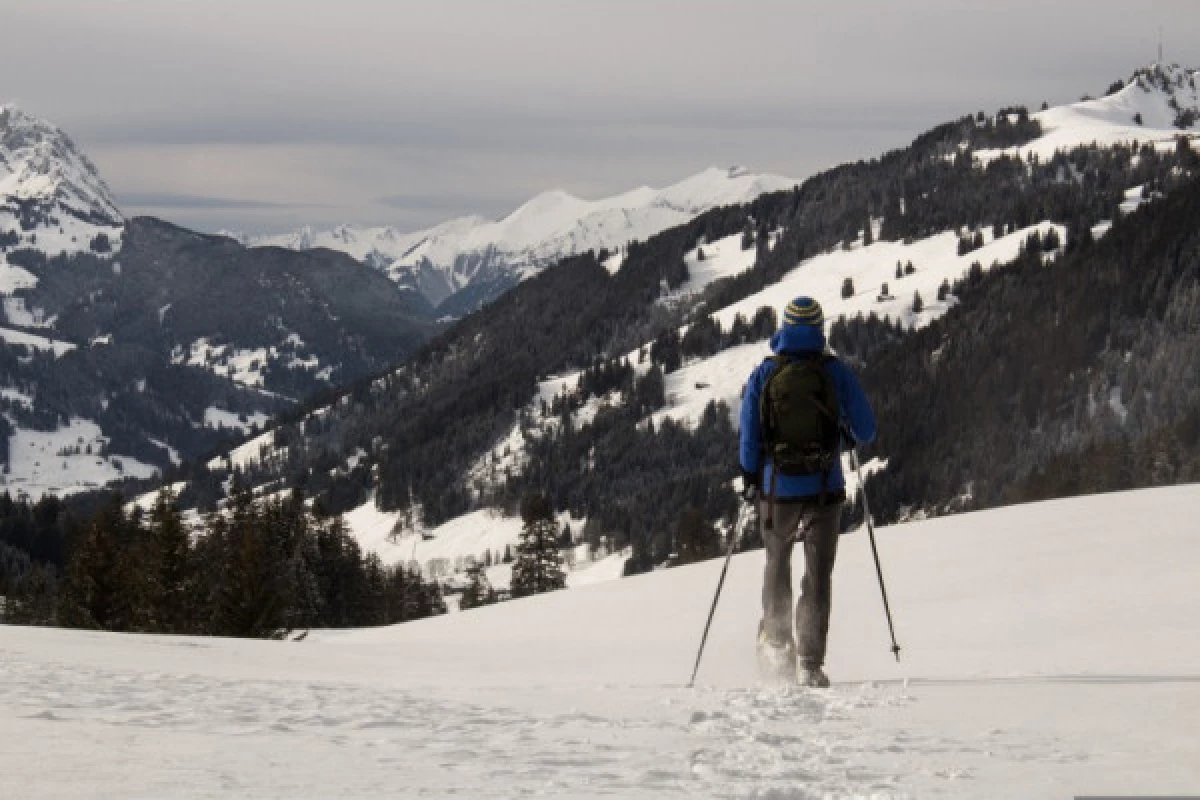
[510, 493, 566, 598]
[912, 290, 924, 314]
[673, 507, 719, 565]
[150, 490, 192, 633]
[458, 565, 498, 610]
[841, 277, 855, 299]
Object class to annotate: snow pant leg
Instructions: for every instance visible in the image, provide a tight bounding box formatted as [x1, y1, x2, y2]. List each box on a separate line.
[759, 502, 806, 644]
[795, 503, 842, 668]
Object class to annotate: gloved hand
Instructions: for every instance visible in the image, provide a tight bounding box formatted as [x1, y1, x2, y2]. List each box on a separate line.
[741, 470, 760, 503]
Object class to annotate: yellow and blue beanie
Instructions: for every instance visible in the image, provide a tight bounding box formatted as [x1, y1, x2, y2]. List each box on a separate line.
[783, 296, 824, 328]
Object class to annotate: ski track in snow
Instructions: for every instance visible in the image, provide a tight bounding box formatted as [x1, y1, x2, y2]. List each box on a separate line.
[3, 655, 1104, 799]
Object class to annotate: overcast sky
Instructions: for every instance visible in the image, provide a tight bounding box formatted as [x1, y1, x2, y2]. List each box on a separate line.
[5, 0, 1199, 234]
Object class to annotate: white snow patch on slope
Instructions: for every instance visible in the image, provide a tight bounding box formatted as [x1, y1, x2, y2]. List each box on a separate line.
[2, 485, 1197, 798]
[660, 231, 758, 306]
[0, 325, 75, 356]
[203, 407, 269, 433]
[2, 418, 157, 497]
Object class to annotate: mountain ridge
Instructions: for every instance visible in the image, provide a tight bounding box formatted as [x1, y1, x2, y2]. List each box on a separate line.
[227, 165, 797, 310]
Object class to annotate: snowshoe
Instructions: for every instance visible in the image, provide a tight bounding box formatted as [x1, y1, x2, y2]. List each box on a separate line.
[755, 627, 796, 685]
[797, 665, 831, 689]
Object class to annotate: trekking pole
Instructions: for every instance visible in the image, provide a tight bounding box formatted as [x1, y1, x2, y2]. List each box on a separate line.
[849, 445, 902, 662]
[686, 499, 750, 688]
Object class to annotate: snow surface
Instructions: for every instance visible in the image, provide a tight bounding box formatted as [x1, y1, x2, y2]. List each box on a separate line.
[1, 417, 157, 498]
[342, 497, 594, 589]
[230, 167, 796, 306]
[0, 325, 75, 357]
[659, 231, 759, 306]
[2, 485, 1198, 798]
[203, 406, 269, 433]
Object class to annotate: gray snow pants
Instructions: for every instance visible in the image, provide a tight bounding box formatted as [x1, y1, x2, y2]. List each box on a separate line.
[759, 498, 843, 668]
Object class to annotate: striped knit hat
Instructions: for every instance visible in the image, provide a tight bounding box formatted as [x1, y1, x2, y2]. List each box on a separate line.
[782, 296, 824, 328]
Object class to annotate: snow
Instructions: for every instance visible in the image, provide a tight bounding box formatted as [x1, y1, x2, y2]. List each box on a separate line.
[1, 417, 157, 497]
[0, 387, 33, 409]
[975, 65, 1200, 166]
[660, 231, 758, 305]
[0, 266, 38, 296]
[206, 427, 283, 471]
[173, 338, 272, 388]
[2, 296, 55, 328]
[202, 406, 269, 433]
[2, 484, 1198, 797]
[231, 166, 796, 306]
[0, 325, 75, 356]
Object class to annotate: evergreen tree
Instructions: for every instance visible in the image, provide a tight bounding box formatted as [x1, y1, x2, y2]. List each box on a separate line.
[673, 507, 719, 565]
[510, 493, 566, 598]
[150, 490, 192, 634]
[841, 277, 855, 299]
[912, 291, 924, 314]
[458, 565, 498, 610]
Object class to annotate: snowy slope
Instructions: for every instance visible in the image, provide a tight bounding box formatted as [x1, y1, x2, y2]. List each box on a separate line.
[232, 166, 797, 308]
[3, 484, 1198, 798]
[976, 64, 1200, 164]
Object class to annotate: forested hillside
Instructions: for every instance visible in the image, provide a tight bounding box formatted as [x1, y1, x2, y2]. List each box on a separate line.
[190, 71, 1199, 570]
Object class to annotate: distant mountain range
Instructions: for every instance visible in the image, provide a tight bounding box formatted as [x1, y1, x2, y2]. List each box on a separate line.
[226, 166, 797, 314]
[0, 103, 794, 497]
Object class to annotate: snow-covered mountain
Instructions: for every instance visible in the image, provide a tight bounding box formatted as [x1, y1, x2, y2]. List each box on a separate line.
[230, 166, 798, 310]
[976, 63, 1200, 163]
[5, 484, 1199, 797]
[0, 104, 437, 498]
[0, 103, 123, 264]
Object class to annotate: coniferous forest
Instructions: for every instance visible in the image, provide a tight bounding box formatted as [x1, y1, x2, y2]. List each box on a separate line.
[1, 489, 445, 631]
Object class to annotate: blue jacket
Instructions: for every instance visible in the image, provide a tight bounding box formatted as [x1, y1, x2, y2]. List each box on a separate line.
[739, 324, 877, 498]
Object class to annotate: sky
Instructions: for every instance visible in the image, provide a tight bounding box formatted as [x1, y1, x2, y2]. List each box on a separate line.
[4, 0, 1199, 234]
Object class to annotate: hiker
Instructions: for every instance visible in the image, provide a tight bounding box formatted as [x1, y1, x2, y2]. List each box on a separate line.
[739, 296, 877, 687]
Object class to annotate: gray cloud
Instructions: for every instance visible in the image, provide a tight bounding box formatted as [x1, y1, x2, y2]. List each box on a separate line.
[119, 192, 305, 210]
[5, 0, 1199, 234]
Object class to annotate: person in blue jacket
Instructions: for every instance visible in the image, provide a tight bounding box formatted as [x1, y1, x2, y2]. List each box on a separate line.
[739, 296, 877, 687]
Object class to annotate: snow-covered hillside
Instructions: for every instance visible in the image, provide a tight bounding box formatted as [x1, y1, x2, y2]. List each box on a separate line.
[4, 485, 1198, 798]
[230, 166, 797, 308]
[976, 63, 1200, 164]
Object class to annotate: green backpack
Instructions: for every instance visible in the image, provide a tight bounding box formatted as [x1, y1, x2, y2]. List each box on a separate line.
[759, 353, 841, 478]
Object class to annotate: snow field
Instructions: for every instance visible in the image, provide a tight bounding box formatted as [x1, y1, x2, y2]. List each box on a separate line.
[344, 496, 602, 590]
[1, 417, 157, 498]
[202, 406, 270, 433]
[2, 484, 1197, 798]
